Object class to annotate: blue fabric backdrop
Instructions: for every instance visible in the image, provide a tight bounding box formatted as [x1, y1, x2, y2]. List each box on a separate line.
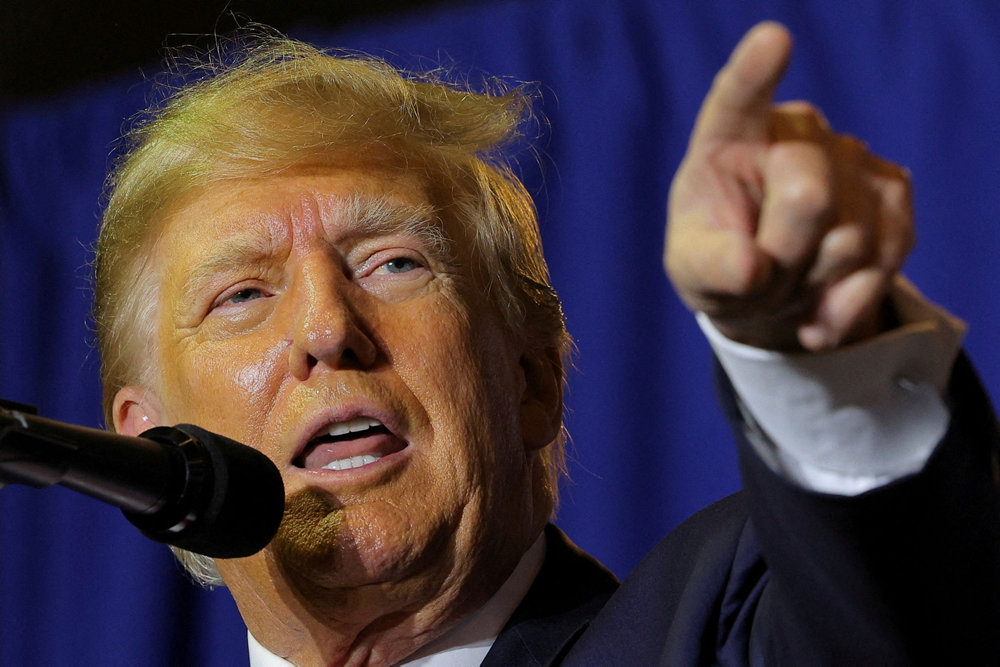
[2, 0, 999, 663]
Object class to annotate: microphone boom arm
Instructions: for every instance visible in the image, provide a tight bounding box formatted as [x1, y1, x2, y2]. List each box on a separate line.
[1, 405, 186, 515]
[0, 399, 284, 558]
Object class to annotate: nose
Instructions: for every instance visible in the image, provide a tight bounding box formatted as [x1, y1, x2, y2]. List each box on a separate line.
[287, 255, 379, 381]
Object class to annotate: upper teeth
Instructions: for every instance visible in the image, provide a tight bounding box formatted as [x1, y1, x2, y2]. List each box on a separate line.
[326, 416, 382, 437]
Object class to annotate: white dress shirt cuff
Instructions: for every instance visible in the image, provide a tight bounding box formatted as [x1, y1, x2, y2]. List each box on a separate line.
[698, 278, 967, 496]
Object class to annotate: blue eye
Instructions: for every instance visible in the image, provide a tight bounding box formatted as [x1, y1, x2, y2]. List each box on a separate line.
[383, 257, 419, 274]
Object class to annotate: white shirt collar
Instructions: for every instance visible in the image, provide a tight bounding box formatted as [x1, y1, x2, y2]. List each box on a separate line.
[248, 533, 547, 666]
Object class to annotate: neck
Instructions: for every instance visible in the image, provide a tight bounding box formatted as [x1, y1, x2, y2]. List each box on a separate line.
[223, 528, 543, 665]
[226, 468, 555, 665]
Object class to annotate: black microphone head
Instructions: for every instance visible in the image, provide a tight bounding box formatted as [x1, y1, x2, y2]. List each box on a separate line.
[124, 424, 284, 558]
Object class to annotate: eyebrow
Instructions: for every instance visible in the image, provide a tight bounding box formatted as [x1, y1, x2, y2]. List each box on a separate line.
[340, 194, 451, 260]
[176, 192, 452, 303]
[174, 228, 276, 313]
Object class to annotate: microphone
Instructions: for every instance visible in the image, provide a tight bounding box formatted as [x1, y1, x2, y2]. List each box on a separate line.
[0, 401, 284, 558]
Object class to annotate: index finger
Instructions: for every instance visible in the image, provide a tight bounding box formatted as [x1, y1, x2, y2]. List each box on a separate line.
[691, 22, 793, 147]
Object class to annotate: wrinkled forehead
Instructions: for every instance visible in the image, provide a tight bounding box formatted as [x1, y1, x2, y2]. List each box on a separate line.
[149, 163, 455, 273]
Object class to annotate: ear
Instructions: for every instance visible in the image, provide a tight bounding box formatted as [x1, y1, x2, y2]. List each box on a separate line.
[112, 385, 166, 437]
[519, 346, 564, 451]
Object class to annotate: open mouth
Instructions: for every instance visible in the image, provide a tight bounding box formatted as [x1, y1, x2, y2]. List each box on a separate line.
[294, 416, 406, 471]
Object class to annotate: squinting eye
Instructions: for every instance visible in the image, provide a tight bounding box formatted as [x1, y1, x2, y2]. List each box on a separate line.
[227, 287, 264, 304]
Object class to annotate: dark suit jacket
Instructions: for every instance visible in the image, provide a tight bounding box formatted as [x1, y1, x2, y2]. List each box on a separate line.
[482, 524, 620, 666]
[501, 354, 1000, 665]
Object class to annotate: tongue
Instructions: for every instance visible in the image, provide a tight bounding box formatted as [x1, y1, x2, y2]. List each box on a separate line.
[300, 433, 405, 470]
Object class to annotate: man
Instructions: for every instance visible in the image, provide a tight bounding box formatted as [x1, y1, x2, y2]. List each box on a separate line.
[94, 21, 998, 665]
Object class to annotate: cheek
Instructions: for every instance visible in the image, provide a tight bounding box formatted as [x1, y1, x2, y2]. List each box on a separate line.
[164, 336, 289, 441]
[233, 340, 290, 396]
[395, 296, 523, 464]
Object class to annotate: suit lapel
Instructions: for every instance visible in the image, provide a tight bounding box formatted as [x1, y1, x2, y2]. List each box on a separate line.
[481, 524, 619, 666]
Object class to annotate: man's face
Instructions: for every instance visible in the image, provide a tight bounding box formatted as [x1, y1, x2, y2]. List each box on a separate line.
[124, 161, 551, 614]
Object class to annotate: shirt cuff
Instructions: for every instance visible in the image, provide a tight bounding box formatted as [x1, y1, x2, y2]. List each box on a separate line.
[698, 278, 967, 496]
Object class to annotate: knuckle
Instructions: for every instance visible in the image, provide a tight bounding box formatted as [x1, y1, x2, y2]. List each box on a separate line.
[826, 224, 871, 263]
[777, 172, 833, 217]
[884, 176, 913, 212]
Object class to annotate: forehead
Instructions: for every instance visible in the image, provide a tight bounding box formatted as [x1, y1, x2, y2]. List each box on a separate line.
[153, 165, 436, 257]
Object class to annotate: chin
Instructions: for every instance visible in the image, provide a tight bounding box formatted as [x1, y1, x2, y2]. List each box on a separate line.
[271, 488, 455, 593]
[270, 489, 347, 585]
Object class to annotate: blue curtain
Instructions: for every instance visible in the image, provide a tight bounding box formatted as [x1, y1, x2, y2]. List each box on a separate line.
[3, 0, 999, 663]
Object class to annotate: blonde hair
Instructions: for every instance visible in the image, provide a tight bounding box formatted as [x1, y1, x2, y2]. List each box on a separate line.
[94, 32, 569, 585]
